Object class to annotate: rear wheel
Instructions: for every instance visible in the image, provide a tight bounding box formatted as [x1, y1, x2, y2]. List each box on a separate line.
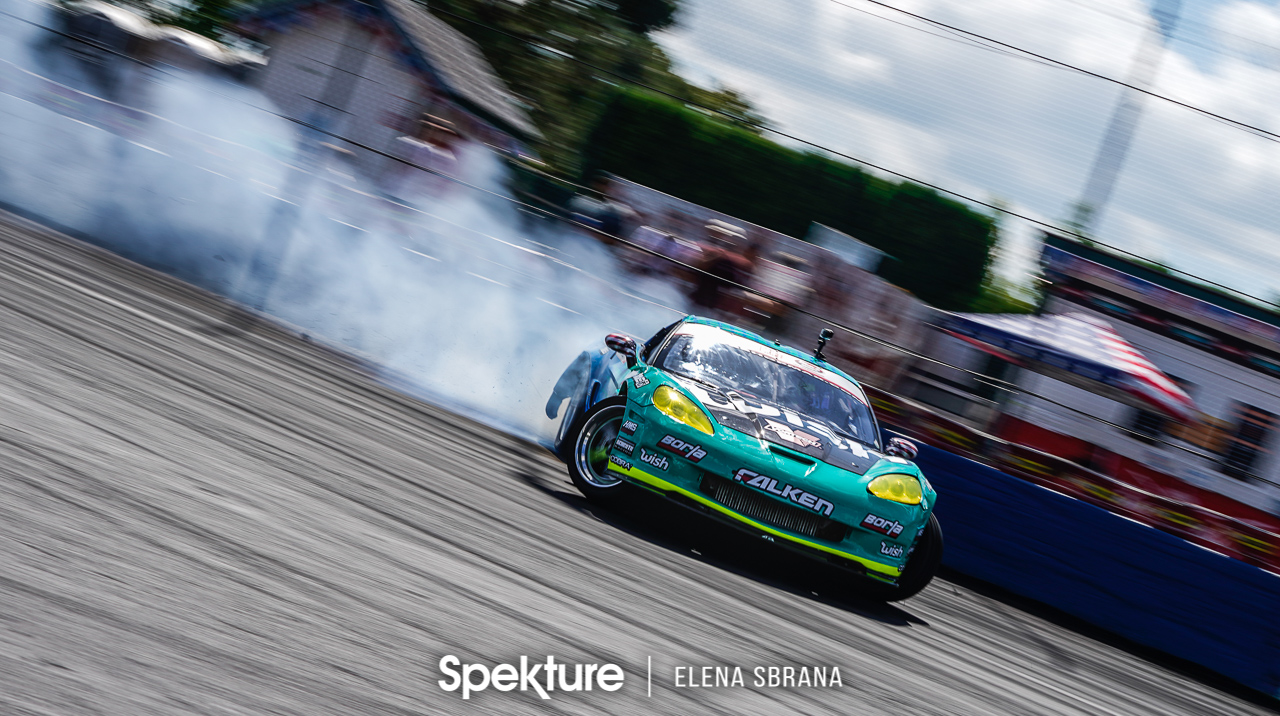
[566, 397, 631, 504]
[859, 513, 944, 602]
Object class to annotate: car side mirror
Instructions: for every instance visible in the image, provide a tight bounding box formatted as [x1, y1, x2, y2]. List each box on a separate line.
[605, 333, 639, 368]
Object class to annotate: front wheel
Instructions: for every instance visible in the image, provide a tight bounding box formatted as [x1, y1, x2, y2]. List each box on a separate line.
[565, 397, 631, 504]
[859, 513, 944, 602]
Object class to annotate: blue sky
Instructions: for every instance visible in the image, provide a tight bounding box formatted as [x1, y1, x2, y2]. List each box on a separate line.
[656, 0, 1280, 302]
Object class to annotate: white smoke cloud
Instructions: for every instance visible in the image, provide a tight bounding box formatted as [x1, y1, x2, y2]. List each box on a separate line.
[0, 0, 686, 443]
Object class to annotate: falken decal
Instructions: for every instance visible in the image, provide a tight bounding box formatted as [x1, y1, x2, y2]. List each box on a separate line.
[658, 434, 708, 463]
[860, 513, 905, 538]
[879, 541, 904, 558]
[609, 455, 632, 470]
[732, 468, 833, 516]
[613, 437, 636, 455]
[638, 449, 669, 471]
[631, 373, 650, 388]
[620, 420, 638, 435]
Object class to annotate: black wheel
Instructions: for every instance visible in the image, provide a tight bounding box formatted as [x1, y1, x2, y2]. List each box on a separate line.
[859, 513, 944, 602]
[565, 397, 631, 504]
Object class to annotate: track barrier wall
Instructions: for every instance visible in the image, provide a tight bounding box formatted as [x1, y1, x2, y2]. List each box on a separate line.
[911, 441, 1280, 698]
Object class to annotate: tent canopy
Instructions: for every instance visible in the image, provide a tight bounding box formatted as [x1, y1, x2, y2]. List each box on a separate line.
[941, 312, 1198, 422]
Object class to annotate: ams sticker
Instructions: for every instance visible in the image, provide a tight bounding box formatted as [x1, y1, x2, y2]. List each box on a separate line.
[658, 434, 708, 463]
[732, 468, 833, 516]
[620, 420, 638, 435]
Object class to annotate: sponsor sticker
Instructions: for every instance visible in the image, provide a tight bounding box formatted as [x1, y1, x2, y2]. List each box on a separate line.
[631, 373, 650, 388]
[879, 541, 904, 558]
[658, 434, 708, 462]
[609, 455, 632, 470]
[613, 437, 636, 455]
[620, 420, 638, 435]
[763, 420, 822, 449]
[860, 513, 905, 538]
[732, 468, 834, 516]
[639, 449, 669, 471]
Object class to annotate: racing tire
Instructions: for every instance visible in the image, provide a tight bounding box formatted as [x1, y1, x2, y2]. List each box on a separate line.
[565, 397, 632, 505]
[859, 513, 944, 602]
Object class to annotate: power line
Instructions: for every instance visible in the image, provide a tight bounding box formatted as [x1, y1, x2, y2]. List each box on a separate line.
[826, 0, 1280, 144]
[6, 5, 1278, 485]
[429, 5, 1280, 309]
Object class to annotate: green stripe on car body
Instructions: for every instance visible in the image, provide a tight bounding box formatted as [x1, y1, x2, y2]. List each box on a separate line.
[609, 464, 903, 578]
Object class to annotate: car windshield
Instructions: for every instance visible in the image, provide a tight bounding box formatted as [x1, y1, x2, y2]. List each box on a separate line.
[656, 326, 879, 447]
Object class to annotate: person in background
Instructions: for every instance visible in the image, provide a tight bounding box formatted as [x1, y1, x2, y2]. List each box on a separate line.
[628, 209, 700, 277]
[569, 175, 636, 245]
[690, 222, 753, 316]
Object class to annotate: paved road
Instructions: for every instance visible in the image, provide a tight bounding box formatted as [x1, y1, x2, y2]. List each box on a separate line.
[0, 210, 1273, 715]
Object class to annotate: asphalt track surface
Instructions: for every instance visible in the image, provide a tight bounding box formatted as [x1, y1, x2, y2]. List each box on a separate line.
[0, 209, 1274, 716]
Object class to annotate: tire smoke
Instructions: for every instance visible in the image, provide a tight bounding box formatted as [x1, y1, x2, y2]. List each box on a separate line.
[0, 0, 686, 441]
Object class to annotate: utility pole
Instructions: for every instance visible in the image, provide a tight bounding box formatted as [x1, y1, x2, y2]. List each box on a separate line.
[1070, 0, 1182, 234]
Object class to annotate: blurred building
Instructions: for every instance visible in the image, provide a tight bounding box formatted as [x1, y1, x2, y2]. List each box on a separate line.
[235, 0, 538, 175]
[805, 223, 888, 274]
[909, 232, 1280, 516]
[607, 176, 930, 386]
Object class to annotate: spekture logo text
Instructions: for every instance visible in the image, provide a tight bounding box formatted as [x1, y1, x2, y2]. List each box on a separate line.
[438, 656, 624, 700]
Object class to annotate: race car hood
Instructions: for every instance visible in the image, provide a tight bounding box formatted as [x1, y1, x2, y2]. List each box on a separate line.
[671, 376, 882, 475]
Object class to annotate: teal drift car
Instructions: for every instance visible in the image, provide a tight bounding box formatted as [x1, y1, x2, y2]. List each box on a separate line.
[546, 316, 943, 601]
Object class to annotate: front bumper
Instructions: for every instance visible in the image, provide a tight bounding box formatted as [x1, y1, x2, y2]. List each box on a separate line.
[608, 463, 902, 583]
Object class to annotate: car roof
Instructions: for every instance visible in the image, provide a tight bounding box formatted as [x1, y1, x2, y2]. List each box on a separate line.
[678, 315, 864, 388]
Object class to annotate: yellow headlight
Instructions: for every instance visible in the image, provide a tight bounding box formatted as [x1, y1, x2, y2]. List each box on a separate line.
[867, 474, 923, 505]
[652, 385, 714, 435]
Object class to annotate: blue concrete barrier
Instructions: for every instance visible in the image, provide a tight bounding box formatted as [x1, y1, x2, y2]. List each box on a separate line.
[913, 442, 1280, 697]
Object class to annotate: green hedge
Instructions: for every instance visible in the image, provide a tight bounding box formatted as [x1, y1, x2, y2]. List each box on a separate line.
[581, 89, 996, 310]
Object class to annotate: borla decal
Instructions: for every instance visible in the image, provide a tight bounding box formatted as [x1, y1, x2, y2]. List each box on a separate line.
[658, 434, 708, 462]
[639, 449, 669, 471]
[860, 513, 904, 538]
[732, 468, 833, 516]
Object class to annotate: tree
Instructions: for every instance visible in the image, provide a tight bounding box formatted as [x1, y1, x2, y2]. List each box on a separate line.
[614, 0, 679, 34]
[582, 89, 997, 309]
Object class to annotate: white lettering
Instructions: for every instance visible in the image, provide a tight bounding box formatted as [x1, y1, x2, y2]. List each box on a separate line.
[520, 656, 550, 700]
[439, 655, 461, 693]
[462, 663, 490, 700]
[492, 664, 518, 691]
[558, 664, 584, 692]
[598, 665, 624, 692]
